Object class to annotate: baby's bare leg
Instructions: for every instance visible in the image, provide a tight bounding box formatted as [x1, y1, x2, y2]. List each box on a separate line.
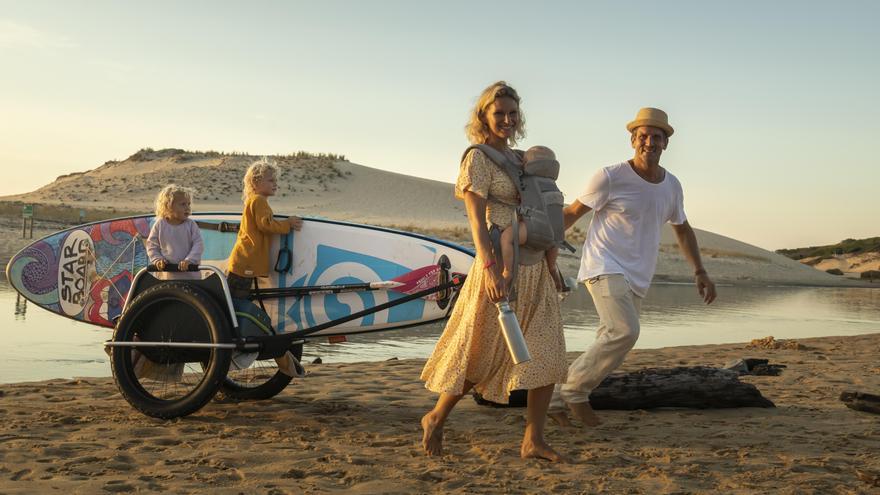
[546, 247, 563, 290]
[500, 226, 515, 281]
[501, 222, 529, 284]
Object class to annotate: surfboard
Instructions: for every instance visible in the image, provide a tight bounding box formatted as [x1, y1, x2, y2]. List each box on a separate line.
[5, 213, 474, 337]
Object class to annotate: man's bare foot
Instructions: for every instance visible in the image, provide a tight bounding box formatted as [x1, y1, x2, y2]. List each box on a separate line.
[521, 438, 568, 463]
[568, 401, 602, 427]
[548, 410, 574, 428]
[421, 412, 443, 456]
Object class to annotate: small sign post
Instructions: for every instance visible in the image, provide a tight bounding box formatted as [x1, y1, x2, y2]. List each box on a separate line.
[22, 204, 34, 239]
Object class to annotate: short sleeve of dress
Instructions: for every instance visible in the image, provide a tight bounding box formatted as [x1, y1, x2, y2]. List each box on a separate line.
[455, 149, 494, 201]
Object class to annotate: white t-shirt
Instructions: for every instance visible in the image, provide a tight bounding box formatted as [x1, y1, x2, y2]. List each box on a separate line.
[577, 162, 687, 297]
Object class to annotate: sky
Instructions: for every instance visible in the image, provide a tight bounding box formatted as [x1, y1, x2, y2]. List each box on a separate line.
[1, 1, 877, 250]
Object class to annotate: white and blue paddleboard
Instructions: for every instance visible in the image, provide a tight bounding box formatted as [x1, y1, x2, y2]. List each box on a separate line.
[6, 213, 474, 337]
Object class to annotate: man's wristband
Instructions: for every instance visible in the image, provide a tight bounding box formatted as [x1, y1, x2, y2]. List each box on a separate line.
[483, 259, 496, 270]
[694, 268, 707, 276]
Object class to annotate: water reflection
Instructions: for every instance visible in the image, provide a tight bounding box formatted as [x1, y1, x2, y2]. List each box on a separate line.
[14, 293, 26, 319]
[2, 276, 879, 383]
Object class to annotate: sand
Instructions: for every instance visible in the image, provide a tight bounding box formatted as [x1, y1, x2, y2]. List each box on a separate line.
[803, 253, 880, 277]
[1, 333, 879, 494]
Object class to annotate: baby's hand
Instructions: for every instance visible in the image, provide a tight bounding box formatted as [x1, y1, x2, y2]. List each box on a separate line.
[287, 216, 303, 231]
[155, 259, 166, 271]
[178, 260, 190, 271]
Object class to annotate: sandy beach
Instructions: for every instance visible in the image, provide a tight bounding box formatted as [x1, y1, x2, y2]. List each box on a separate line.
[1, 333, 878, 494]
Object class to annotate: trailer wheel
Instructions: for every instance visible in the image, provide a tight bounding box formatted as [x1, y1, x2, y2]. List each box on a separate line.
[110, 282, 232, 419]
[219, 342, 302, 401]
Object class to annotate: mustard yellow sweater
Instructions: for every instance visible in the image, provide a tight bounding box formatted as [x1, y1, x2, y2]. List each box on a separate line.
[227, 195, 290, 277]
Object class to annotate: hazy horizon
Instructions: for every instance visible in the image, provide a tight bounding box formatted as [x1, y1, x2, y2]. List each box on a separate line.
[1, 1, 877, 250]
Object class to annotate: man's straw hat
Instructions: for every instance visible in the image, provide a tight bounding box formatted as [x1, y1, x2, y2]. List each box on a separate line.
[626, 107, 674, 137]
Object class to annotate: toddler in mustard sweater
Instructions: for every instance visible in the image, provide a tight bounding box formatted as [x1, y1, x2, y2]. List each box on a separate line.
[227, 160, 302, 300]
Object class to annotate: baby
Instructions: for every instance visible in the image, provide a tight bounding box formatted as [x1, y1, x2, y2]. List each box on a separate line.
[146, 184, 204, 280]
[500, 145, 563, 291]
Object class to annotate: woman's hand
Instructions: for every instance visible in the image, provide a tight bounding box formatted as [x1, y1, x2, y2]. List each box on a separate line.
[484, 263, 507, 302]
[462, 191, 508, 302]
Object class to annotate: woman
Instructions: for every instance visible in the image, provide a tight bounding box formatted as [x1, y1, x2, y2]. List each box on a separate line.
[419, 81, 568, 462]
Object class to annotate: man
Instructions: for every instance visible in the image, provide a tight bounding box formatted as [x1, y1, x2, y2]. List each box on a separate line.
[549, 107, 717, 427]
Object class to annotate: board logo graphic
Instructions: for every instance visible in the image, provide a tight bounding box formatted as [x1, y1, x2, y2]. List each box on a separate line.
[58, 230, 96, 316]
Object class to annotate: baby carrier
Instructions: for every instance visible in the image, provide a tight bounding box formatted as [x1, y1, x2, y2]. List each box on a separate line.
[463, 144, 573, 257]
[461, 145, 574, 296]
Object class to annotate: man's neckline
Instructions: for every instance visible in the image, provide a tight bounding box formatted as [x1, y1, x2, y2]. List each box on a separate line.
[626, 160, 666, 184]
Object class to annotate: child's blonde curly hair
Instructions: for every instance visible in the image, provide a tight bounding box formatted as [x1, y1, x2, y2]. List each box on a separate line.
[154, 184, 195, 220]
[242, 159, 279, 201]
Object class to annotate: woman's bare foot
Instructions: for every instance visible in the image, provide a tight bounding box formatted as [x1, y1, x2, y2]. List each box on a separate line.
[421, 412, 444, 456]
[548, 410, 574, 428]
[568, 401, 602, 427]
[521, 438, 568, 463]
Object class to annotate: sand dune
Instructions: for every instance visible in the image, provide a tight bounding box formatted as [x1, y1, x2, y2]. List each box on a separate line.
[1, 148, 868, 287]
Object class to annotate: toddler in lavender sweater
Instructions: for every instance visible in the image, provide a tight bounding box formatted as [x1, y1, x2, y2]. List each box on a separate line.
[146, 185, 204, 280]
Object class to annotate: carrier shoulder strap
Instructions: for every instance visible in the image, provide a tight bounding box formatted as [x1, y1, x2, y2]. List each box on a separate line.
[461, 145, 523, 205]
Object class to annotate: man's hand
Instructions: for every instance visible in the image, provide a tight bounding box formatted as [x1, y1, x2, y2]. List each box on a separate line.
[154, 259, 166, 271]
[178, 260, 190, 271]
[696, 273, 716, 304]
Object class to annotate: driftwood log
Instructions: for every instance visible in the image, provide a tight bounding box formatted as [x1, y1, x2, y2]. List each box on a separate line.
[588, 366, 774, 409]
[840, 391, 880, 415]
[474, 366, 775, 409]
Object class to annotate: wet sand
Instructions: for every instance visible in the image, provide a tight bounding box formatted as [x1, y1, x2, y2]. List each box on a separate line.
[1, 333, 878, 494]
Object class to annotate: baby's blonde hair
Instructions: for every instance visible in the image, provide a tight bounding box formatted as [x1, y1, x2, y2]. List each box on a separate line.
[154, 184, 195, 219]
[242, 159, 279, 201]
[465, 81, 526, 146]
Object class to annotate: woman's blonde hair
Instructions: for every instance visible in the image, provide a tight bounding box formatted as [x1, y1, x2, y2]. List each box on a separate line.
[154, 184, 195, 219]
[465, 81, 526, 146]
[242, 158, 279, 201]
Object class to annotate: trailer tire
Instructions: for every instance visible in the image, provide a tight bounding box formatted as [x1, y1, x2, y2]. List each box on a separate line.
[110, 282, 232, 419]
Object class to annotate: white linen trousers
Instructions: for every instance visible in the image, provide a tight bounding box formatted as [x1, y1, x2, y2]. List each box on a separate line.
[550, 274, 643, 411]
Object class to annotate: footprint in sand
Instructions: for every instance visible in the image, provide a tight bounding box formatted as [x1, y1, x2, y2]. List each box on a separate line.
[103, 480, 136, 493]
[10, 469, 33, 481]
[150, 437, 182, 446]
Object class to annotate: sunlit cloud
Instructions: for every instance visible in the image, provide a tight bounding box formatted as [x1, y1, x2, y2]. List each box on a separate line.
[0, 19, 75, 49]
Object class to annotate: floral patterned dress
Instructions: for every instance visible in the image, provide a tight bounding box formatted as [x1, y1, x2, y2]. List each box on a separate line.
[420, 148, 567, 403]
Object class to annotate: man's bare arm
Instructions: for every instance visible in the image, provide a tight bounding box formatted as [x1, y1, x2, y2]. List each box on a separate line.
[671, 221, 717, 304]
[564, 200, 592, 230]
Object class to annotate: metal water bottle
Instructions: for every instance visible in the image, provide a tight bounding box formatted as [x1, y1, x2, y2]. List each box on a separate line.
[495, 300, 531, 364]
